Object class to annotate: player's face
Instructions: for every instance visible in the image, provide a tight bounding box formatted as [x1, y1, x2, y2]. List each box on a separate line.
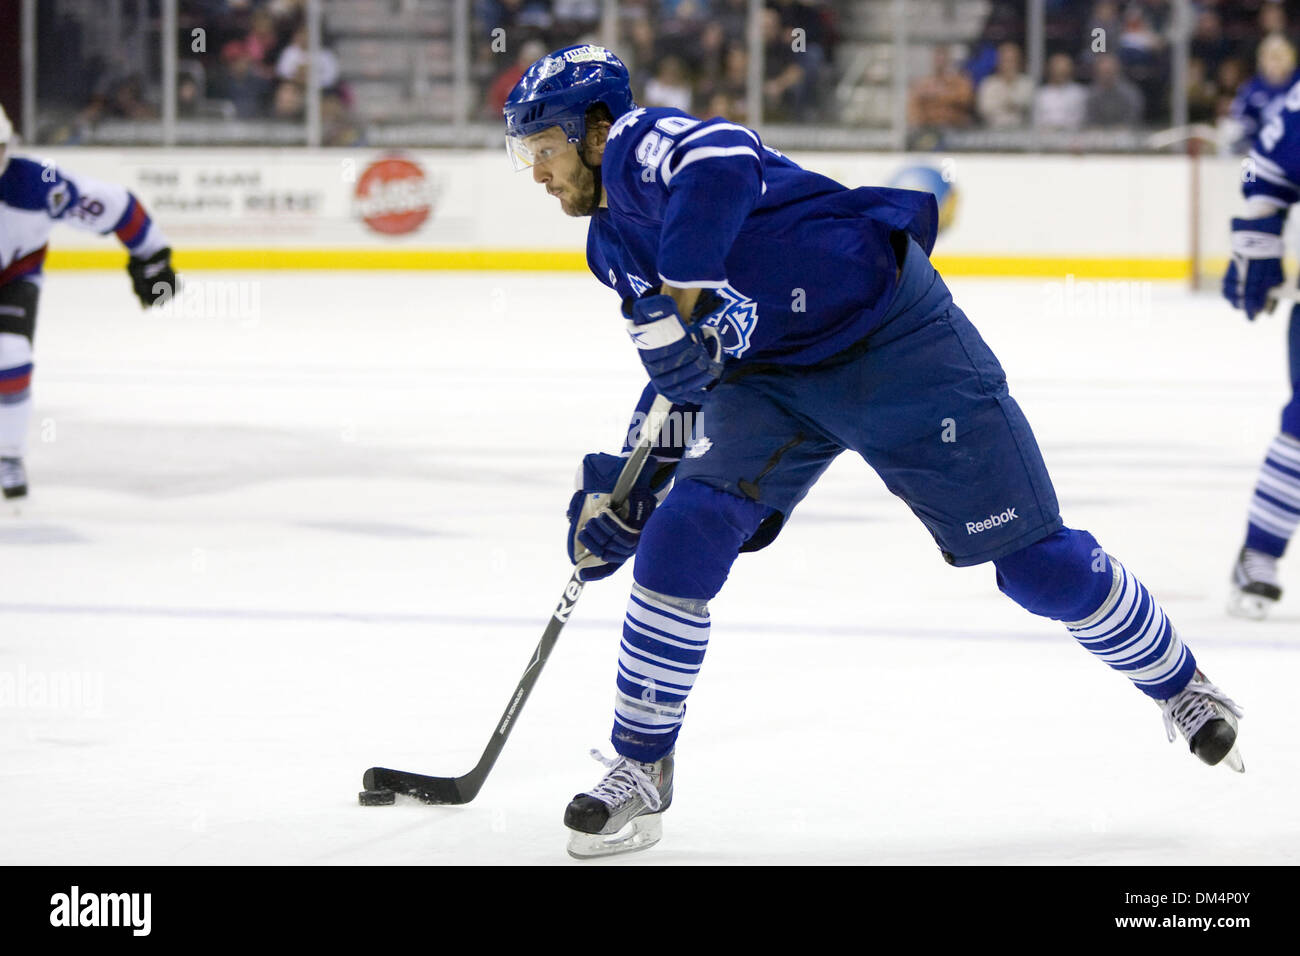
[525, 127, 599, 218]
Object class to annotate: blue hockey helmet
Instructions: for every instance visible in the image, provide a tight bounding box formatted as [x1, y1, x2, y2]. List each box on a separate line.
[504, 44, 636, 170]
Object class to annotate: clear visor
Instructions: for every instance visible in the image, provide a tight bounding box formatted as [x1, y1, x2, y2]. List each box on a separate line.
[505, 128, 576, 171]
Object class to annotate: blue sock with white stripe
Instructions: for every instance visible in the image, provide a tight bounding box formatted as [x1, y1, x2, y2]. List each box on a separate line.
[995, 529, 1196, 701]
[1244, 432, 1300, 558]
[1064, 557, 1196, 701]
[612, 583, 710, 762]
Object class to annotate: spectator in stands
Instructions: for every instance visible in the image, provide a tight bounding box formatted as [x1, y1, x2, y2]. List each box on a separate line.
[219, 39, 273, 118]
[770, 0, 832, 121]
[769, 0, 833, 61]
[645, 55, 694, 112]
[1207, 0, 1278, 62]
[177, 71, 202, 119]
[705, 90, 743, 124]
[476, 0, 554, 36]
[1078, 0, 1123, 74]
[655, 5, 707, 67]
[1117, 0, 1170, 123]
[553, 0, 601, 34]
[690, 19, 730, 99]
[238, 8, 281, 81]
[698, 42, 751, 122]
[275, 25, 342, 94]
[761, 6, 808, 121]
[908, 45, 974, 130]
[1033, 52, 1087, 131]
[1125, 0, 1172, 44]
[711, 0, 749, 39]
[1084, 53, 1143, 127]
[1043, 0, 1089, 61]
[1259, 1, 1289, 39]
[1216, 58, 1248, 120]
[709, 42, 753, 125]
[271, 79, 305, 121]
[269, 0, 306, 25]
[1230, 32, 1300, 149]
[486, 39, 547, 118]
[1187, 57, 1221, 126]
[1191, 9, 1233, 79]
[977, 41, 1033, 128]
[79, 67, 157, 126]
[967, 0, 1028, 89]
[659, 0, 708, 20]
[625, 18, 663, 90]
[321, 89, 363, 147]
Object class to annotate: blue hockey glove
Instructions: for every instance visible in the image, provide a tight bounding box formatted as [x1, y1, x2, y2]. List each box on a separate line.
[566, 452, 674, 582]
[1224, 214, 1286, 320]
[626, 294, 724, 403]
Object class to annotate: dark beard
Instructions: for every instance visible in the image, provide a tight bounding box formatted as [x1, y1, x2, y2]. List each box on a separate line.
[564, 158, 602, 217]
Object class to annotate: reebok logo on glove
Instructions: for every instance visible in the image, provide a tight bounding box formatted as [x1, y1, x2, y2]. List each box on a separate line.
[626, 294, 723, 402]
[628, 313, 688, 350]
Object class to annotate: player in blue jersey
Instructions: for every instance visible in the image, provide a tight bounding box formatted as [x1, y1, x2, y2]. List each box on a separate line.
[0, 103, 175, 501]
[505, 46, 1245, 858]
[1223, 74, 1300, 618]
[1229, 34, 1300, 154]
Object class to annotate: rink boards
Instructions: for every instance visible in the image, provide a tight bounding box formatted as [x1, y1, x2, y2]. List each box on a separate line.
[26, 147, 1255, 281]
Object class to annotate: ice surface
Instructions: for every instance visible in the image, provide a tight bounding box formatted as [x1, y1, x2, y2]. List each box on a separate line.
[1, 271, 1296, 865]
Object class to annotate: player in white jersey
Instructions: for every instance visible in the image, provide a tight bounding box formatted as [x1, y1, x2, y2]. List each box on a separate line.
[0, 103, 175, 500]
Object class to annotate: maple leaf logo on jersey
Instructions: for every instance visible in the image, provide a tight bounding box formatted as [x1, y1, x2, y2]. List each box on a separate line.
[696, 284, 758, 358]
[684, 435, 713, 459]
[626, 273, 653, 297]
[608, 108, 645, 142]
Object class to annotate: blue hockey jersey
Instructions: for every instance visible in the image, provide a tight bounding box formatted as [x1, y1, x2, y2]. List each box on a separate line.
[587, 107, 938, 367]
[1242, 79, 1300, 210]
[1231, 70, 1300, 150]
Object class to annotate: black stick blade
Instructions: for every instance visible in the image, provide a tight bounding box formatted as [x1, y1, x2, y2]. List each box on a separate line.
[363, 766, 474, 805]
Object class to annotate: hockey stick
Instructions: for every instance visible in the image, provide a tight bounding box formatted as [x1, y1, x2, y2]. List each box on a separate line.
[1266, 287, 1298, 314]
[361, 393, 676, 805]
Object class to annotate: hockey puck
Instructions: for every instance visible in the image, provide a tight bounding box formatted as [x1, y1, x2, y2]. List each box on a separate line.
[358, 788, 396, 806]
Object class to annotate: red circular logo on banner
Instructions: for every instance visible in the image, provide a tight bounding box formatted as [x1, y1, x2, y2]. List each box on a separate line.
[355, 157, 435, 235]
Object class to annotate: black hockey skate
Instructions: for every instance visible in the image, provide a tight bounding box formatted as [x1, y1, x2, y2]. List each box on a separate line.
[1159, 670, 1244, 772]
[0, 457, 26, 500]
[1228, 547, 1282, 620]
[564, 749, 673, 859]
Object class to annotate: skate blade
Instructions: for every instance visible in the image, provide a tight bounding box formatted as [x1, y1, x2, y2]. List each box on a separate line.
[566, 813, 663, 860]
[1221, 745, 1246, 774]
[1226, 590, 1273, 621]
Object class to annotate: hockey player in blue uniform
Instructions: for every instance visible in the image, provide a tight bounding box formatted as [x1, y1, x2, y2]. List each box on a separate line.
[1229, 34, 1300, 155]
[505, 46, 1245, 858]
[0, 103, 175, 500]
[1223, 77, 1300, 618]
